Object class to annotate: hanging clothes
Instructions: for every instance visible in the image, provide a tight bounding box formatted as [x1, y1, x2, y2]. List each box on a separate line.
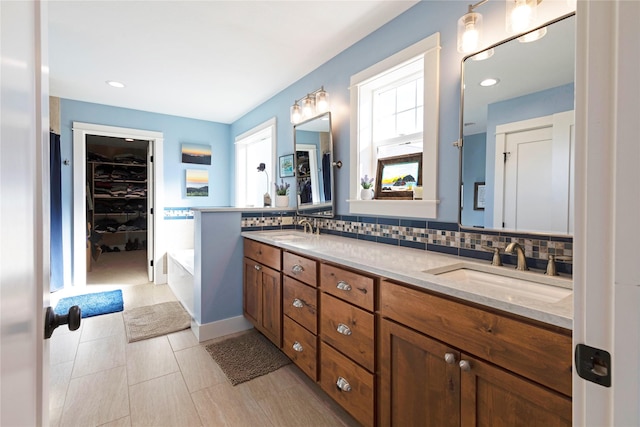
[50, 132, 64, 292]
[322, 152, 331, 200]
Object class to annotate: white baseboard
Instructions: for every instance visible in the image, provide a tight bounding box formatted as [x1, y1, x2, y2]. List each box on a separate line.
[191, 315, 253, 342]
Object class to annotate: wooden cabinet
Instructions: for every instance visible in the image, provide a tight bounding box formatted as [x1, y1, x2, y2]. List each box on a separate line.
[242, 241, 282, 347]
[319, 263, 377, 426]
[379, 279, 572, 427]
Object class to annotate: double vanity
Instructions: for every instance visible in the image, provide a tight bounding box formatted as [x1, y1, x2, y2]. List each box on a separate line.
[241, 229, 572, 426]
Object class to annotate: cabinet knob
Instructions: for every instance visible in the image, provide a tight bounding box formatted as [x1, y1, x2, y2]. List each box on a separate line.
[336, 323, 352, 336]
[291, 264, 304, 274]
[292, 341, 304, 352]
[444, 353, 456, 365]
[459, 360, 471, 372]
[292, 298, 304, 308]
[336, 376, 352, 392]
[336, 281, 352, 291]
[254, 264, 261, 271]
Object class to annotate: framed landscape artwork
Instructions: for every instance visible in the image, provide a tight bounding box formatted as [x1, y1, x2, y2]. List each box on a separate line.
[182, 143, 212, 165]
[186, 169, 208, 197]
[279, 154, 294, 178]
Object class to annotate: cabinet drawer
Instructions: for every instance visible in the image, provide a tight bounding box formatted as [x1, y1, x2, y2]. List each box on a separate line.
[283, 276, 317, 334]
[320, 264, 374, 311]
[320, 342, 374, 427]
[380, 280, 572, 397]
[320, 293, 374, 372]
[244, 239, 281, 271]
[283, 251, 317, 286]
[282, 316, 317, 381]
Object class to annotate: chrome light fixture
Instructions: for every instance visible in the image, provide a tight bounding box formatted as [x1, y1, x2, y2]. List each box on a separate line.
[457, 0, 488, 54]
[289, 86, 330, 124]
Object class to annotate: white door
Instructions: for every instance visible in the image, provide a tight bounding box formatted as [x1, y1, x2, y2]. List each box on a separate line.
[494, 111, 574, 233]
[1, 1, 49, 424]
[147, 142, 154, 281]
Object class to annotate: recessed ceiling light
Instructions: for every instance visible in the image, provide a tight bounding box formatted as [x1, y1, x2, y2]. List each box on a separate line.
[480, 78, 499, 87]
[106, 80, 125, 88]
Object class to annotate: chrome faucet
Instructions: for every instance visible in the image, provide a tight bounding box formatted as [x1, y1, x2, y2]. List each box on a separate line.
[505, 242, 529, 271]
[298, 218, 313, 234]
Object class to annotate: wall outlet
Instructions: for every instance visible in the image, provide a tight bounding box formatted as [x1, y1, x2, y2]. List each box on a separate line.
[281, 216, 294, 225]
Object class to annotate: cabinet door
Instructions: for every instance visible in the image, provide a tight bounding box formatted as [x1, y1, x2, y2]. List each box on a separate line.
[243, 257, 262, 327]
[459, 354, 571, 427]
[259, 264, 282, 347]
[379, 319, 460, 427]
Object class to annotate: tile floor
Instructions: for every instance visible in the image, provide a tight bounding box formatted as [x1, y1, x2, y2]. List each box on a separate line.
[49, 252, 358, 427]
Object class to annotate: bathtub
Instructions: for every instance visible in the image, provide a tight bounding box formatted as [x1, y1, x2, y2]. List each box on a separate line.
[167, 249, 194, 317]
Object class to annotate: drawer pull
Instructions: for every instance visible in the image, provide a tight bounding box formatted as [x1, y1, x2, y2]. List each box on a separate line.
[254, 265, 261, 271]
[291, 264, 304, 274]
[336, 281, 352, 291]
[292, 341, 304, 352]
[444, 353, 456, 365]
[336, 323, 352, 336]
[459, 360, 471, 372]
[336, 377, 352, 392]
[292, 298, 304, 308]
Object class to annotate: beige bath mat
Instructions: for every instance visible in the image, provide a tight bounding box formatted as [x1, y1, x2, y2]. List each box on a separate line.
[123, 301, 191, 343]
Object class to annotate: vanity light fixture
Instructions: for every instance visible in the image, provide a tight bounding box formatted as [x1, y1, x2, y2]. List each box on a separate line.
[106, 80, 125, 88]
[457, 0, 488, 54]
[289, 86, 330, 124]
[506, 0, 541, 34]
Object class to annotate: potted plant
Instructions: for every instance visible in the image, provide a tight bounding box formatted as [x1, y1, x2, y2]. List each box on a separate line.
[361, 175, 374, 200]
[274, 180, 290, 207]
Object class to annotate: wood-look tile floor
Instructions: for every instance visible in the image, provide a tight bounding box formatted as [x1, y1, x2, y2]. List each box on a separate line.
[50, 261, 359, 427]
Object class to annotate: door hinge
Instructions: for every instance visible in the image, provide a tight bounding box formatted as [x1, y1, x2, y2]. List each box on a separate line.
[150, 156, 153, 162]
[503, 151, 511, 162]
[150, 260, 153, 267]
[150, 208, 153, 215]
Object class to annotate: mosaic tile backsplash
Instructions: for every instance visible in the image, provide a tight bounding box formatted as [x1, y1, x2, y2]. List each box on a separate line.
[241, 211, 573, 275]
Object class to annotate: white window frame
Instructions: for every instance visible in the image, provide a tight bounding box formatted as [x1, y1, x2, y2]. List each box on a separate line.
[234, 118, 277, 208]
[348, 33, 440, 218]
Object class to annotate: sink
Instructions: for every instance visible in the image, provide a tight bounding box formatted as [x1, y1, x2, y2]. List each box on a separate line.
[261, 232, 309, 241]
[422, 263, 572, 303]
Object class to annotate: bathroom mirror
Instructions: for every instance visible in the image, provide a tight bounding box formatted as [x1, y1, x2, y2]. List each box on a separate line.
[459, 13, 575, 236]
[294, 112, 334, 218]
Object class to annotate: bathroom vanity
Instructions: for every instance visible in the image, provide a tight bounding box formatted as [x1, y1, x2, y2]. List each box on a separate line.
[242, 230, 572, 426]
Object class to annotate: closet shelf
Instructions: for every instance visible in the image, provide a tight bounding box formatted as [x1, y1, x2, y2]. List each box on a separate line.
[88, 161, 146, 167]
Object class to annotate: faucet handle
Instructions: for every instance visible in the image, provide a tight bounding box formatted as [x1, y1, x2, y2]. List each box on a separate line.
[481, 246, 503, 266]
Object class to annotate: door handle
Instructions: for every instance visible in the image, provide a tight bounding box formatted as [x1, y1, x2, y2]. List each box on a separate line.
[44, 305, 81, 339]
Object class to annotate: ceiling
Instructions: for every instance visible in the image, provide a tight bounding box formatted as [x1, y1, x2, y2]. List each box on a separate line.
[48, 0, 418, 124]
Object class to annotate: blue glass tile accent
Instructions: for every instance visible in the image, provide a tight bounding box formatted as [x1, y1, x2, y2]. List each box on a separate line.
[359, 216, 377, 224]
[241, 226, 263, 231]
[342, 231, 358, 240]
[241, 211, 263, 218]
[282, 224, 295, 230]
[326, 229, 341, 236]
[427, 244, 459, 256]
[378, 217, 399, 226]
[377, 236, 399, 246]
[550, 235, 573, 243]
[459, 248, 493, 263]
[341, 215, 358, 222]
[359, 234, 377, 242]
[400, 219, 427, 228]
[400, 240, 426, 250]
[427, 221, 459, 231]
[262, 225, 280, 231]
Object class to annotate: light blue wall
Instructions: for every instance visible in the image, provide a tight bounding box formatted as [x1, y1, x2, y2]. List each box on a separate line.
[59, 99, 230, 277]
[483, 83, 575, 227]
[230, 0, 480, 221]
[461, 132, 486, 227]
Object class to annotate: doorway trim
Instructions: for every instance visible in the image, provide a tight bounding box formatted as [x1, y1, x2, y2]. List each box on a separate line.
[72, 122, 166, 286]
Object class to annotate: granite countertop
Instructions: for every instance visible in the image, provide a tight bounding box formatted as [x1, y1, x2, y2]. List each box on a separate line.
[241, 230, 573, 330]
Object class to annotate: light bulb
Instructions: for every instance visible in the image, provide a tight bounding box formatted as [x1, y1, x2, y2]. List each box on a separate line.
[457, 12, 482, 54]
[290, 103, 302, 124]
[302, 96, 315, 118]
[507, 0, 538, 34]
[315, 89, 329, 113]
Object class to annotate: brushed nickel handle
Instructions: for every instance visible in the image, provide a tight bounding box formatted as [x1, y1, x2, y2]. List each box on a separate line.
[293, 341, 303, 352]
[459, 360, 471, 372]
[254, 265, 261, 271]
[292, 298, 304, 308]
[444, 353, 456, 365]
[336, 323, 352, 336]
[336, 377, 352, 392]
[292, 264, 304, 274]
[336, 281, 352, 291]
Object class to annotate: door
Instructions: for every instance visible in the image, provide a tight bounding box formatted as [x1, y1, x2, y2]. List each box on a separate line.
[1, 1, 49, 424]
[379, 319, 460, 427]
[242, 257, 262, 326]
[260, 266, 282, 347]
[147, 141, 154, 281]
[459, 354, 571, 426]
[494, 111, 574, 233]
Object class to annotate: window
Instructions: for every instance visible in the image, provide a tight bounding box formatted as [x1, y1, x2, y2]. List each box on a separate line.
[349, 33, 440, 218]
[235, 118, 276, 207]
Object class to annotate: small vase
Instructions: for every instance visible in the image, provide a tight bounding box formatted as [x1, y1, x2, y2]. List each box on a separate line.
[361, 188, 374, 200]
[275, 194, 289, 208]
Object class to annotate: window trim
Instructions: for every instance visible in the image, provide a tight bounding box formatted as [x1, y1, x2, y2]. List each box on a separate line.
[348, 32, 440, 218]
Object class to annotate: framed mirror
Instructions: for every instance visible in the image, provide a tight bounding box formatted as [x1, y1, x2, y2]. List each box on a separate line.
[294, 112, 334, 217]
[459, 13, 575, 236]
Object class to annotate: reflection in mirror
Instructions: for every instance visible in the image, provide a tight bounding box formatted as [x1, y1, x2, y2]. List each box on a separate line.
[460, 13, 575, 236]
[294, 112, 334, 217]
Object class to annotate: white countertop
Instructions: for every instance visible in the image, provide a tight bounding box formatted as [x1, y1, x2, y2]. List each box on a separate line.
[193, 206, 295, 213]
[241, 230, 573, 330]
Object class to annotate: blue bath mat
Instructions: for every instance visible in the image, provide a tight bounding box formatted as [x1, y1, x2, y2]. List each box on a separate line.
[54, 289, 124, 318]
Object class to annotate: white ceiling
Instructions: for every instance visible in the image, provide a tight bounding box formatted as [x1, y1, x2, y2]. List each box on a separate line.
[48, 0, 418, 124]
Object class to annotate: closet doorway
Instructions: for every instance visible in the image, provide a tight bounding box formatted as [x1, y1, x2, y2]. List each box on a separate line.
[72, 122, 165, 287]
